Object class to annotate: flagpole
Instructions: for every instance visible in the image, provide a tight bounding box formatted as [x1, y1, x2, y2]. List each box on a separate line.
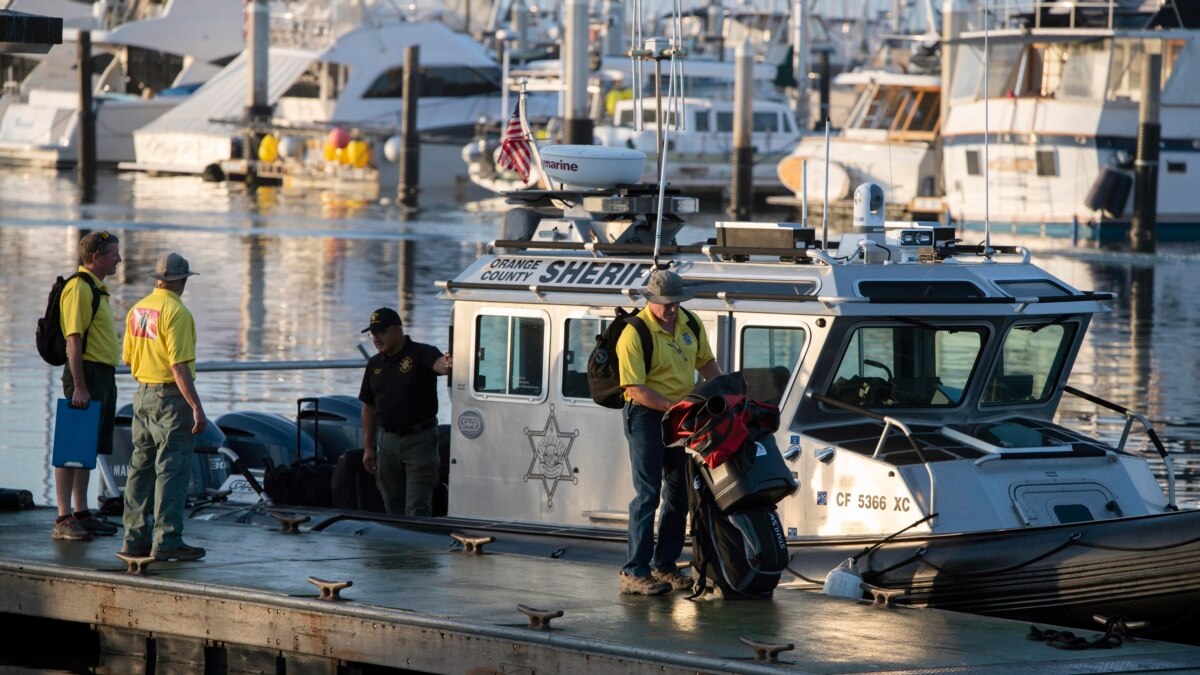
[519, 78, 547, 189]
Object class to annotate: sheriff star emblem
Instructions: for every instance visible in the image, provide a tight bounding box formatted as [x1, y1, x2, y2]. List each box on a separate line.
[523, 405, 579, 507]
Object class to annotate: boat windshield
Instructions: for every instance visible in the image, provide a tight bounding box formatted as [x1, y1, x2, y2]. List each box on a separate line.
[982, 320, 1078, 404]
[826, 324, 984, 408]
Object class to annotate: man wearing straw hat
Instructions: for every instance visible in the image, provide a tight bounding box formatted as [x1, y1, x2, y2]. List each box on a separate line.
[616, 268, 721, 595]
[120, 252, 208, 562]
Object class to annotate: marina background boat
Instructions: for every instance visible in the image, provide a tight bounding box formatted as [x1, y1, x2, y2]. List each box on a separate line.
[1, 170, 1198, 511]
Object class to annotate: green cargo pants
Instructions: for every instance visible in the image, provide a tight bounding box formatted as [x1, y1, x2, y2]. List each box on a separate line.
[122, 383, 196, 551]
[376, 426, 439, 516]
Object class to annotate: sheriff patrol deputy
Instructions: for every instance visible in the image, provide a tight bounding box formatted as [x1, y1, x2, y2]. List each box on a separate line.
[358, 307, 452, 516]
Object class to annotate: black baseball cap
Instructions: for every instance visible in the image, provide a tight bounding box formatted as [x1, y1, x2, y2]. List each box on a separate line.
[362, 307, 403, 333]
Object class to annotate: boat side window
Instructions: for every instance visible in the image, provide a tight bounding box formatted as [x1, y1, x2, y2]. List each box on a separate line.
[473, 313, 547, 398]
[983, 321, 1078, 405]
[826, 325, 984, 408]
[642, 108, 678, 128]
[716, 112, 733, 133]
[364, 66, 501, 99]
[562, 318, 610, 400]
[740, 326, 805, 406]
[1058, 41, 1109, 101]
[752, 111, 779, 133]
[694, 110, 711, 132]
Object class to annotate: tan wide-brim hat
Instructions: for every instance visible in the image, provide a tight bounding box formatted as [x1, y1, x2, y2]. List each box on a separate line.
[147, 252, 199, 282]
[643, 269, 693, 304]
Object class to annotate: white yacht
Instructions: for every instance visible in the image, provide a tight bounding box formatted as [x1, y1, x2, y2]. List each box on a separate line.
[127, 5, 551, 188]
[940, 0, 1200, 239]
[776, 70, 943, 216]
[594, 97, 802, 195]
[467, 95, 802, 196]
[0, 0, 245, 168]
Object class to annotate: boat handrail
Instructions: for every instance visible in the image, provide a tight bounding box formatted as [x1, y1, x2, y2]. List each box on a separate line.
[1063, 385, 1177, 510]
[491, 239, 829, 262]
[810, 392, 936, 522]
[115, 358, 367, 376]
[439, 276, 1114, 309]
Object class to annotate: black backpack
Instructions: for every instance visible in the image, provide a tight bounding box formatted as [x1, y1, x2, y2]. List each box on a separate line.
[686, 458, 790, 599]
[587, 307, 700, 409]
[36, 272, 104, 367]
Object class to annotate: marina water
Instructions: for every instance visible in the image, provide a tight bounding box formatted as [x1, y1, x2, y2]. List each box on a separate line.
[2, 170, 1200, 511]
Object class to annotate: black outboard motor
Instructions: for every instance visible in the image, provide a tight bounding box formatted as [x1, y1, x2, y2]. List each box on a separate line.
[216, 411, 318, 470]
[297, 395, 364, 462]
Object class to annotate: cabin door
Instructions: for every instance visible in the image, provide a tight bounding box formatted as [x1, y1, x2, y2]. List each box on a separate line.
[728, 313, 810, 409]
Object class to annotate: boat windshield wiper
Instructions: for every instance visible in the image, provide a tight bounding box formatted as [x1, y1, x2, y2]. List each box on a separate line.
[893, 316, 960, 333]
[1019, 314, 1072, 333]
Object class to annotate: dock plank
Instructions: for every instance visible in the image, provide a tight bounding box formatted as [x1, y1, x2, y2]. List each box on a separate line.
[2, 508, 1199, 673]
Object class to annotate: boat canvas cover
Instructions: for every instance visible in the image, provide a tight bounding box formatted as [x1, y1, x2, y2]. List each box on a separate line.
[132, 50, 317, 173]
[93, 0, 245, 63]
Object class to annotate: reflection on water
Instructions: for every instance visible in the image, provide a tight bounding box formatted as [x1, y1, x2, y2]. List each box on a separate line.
[2, 172, 1200, 508]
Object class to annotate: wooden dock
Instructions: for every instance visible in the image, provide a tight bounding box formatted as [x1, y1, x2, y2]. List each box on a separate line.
[2, 507, 1199, 674]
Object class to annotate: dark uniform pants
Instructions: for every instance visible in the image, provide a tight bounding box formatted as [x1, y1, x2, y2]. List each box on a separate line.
[377, 425, 439, 516]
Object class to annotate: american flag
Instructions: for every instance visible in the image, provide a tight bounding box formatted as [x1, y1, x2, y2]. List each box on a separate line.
[496, 104, 533, 182]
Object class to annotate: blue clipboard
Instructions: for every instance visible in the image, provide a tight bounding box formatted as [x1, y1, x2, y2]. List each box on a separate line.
[52, 398, 101, 469]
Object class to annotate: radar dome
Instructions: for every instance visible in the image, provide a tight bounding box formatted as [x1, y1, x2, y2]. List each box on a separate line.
[539, 145, 645, 188]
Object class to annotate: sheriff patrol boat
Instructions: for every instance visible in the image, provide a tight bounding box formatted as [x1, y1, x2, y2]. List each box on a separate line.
[430, 148, 1200, 638]
[111, 147, 1200, 640]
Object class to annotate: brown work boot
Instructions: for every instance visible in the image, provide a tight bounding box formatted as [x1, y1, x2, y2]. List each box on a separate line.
[652, 567, 694, 591]
[619, 571, 671, 596]
[153, 543, 206, 561]
[51, 516, 92, 541]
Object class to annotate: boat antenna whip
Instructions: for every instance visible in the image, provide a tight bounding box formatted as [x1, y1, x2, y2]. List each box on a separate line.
[822, 117, 831, 252]
[982, 4, 994, 259]
[631, 0, 644, 132]
[652, 38, 679, 269]
[801, 159, 809, 231]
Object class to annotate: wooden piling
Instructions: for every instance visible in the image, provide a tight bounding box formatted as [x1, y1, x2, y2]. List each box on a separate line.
[563, 0, 593, 145]
[1130, 44, 1161, 253]
[245, 0, 271, 184]
[76, 30, 95, 200]
[398, 45, 421, 208]
[729, 40, 753, 220]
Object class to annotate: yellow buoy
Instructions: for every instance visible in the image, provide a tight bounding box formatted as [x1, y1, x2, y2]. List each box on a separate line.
[257, 134, 279, 163]
[322, 141, 338, 163]
[346, 139, 370, 168]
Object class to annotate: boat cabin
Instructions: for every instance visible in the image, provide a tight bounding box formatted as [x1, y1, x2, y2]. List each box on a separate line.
[437, 178, 1173, 545]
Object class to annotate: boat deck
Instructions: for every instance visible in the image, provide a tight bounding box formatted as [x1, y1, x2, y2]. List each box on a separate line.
[2, 506, 1199, 674]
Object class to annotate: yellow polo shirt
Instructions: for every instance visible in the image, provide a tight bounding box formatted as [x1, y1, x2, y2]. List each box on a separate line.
[122, 288, 197, 384]
[617, 307, 714, 404]
[59, 267, 119, 366]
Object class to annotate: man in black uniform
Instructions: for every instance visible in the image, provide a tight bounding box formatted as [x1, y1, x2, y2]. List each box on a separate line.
[358, 307, 452, 516]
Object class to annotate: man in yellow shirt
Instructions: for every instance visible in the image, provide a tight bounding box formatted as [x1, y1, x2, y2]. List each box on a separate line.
[616, 269, 721, 595]
[120, 252, 208, 562]
[54, 231, 122, 541]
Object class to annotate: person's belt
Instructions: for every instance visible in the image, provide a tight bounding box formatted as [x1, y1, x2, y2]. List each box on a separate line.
[383, 418, 437, 436]
[139, 382, 179, 389]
